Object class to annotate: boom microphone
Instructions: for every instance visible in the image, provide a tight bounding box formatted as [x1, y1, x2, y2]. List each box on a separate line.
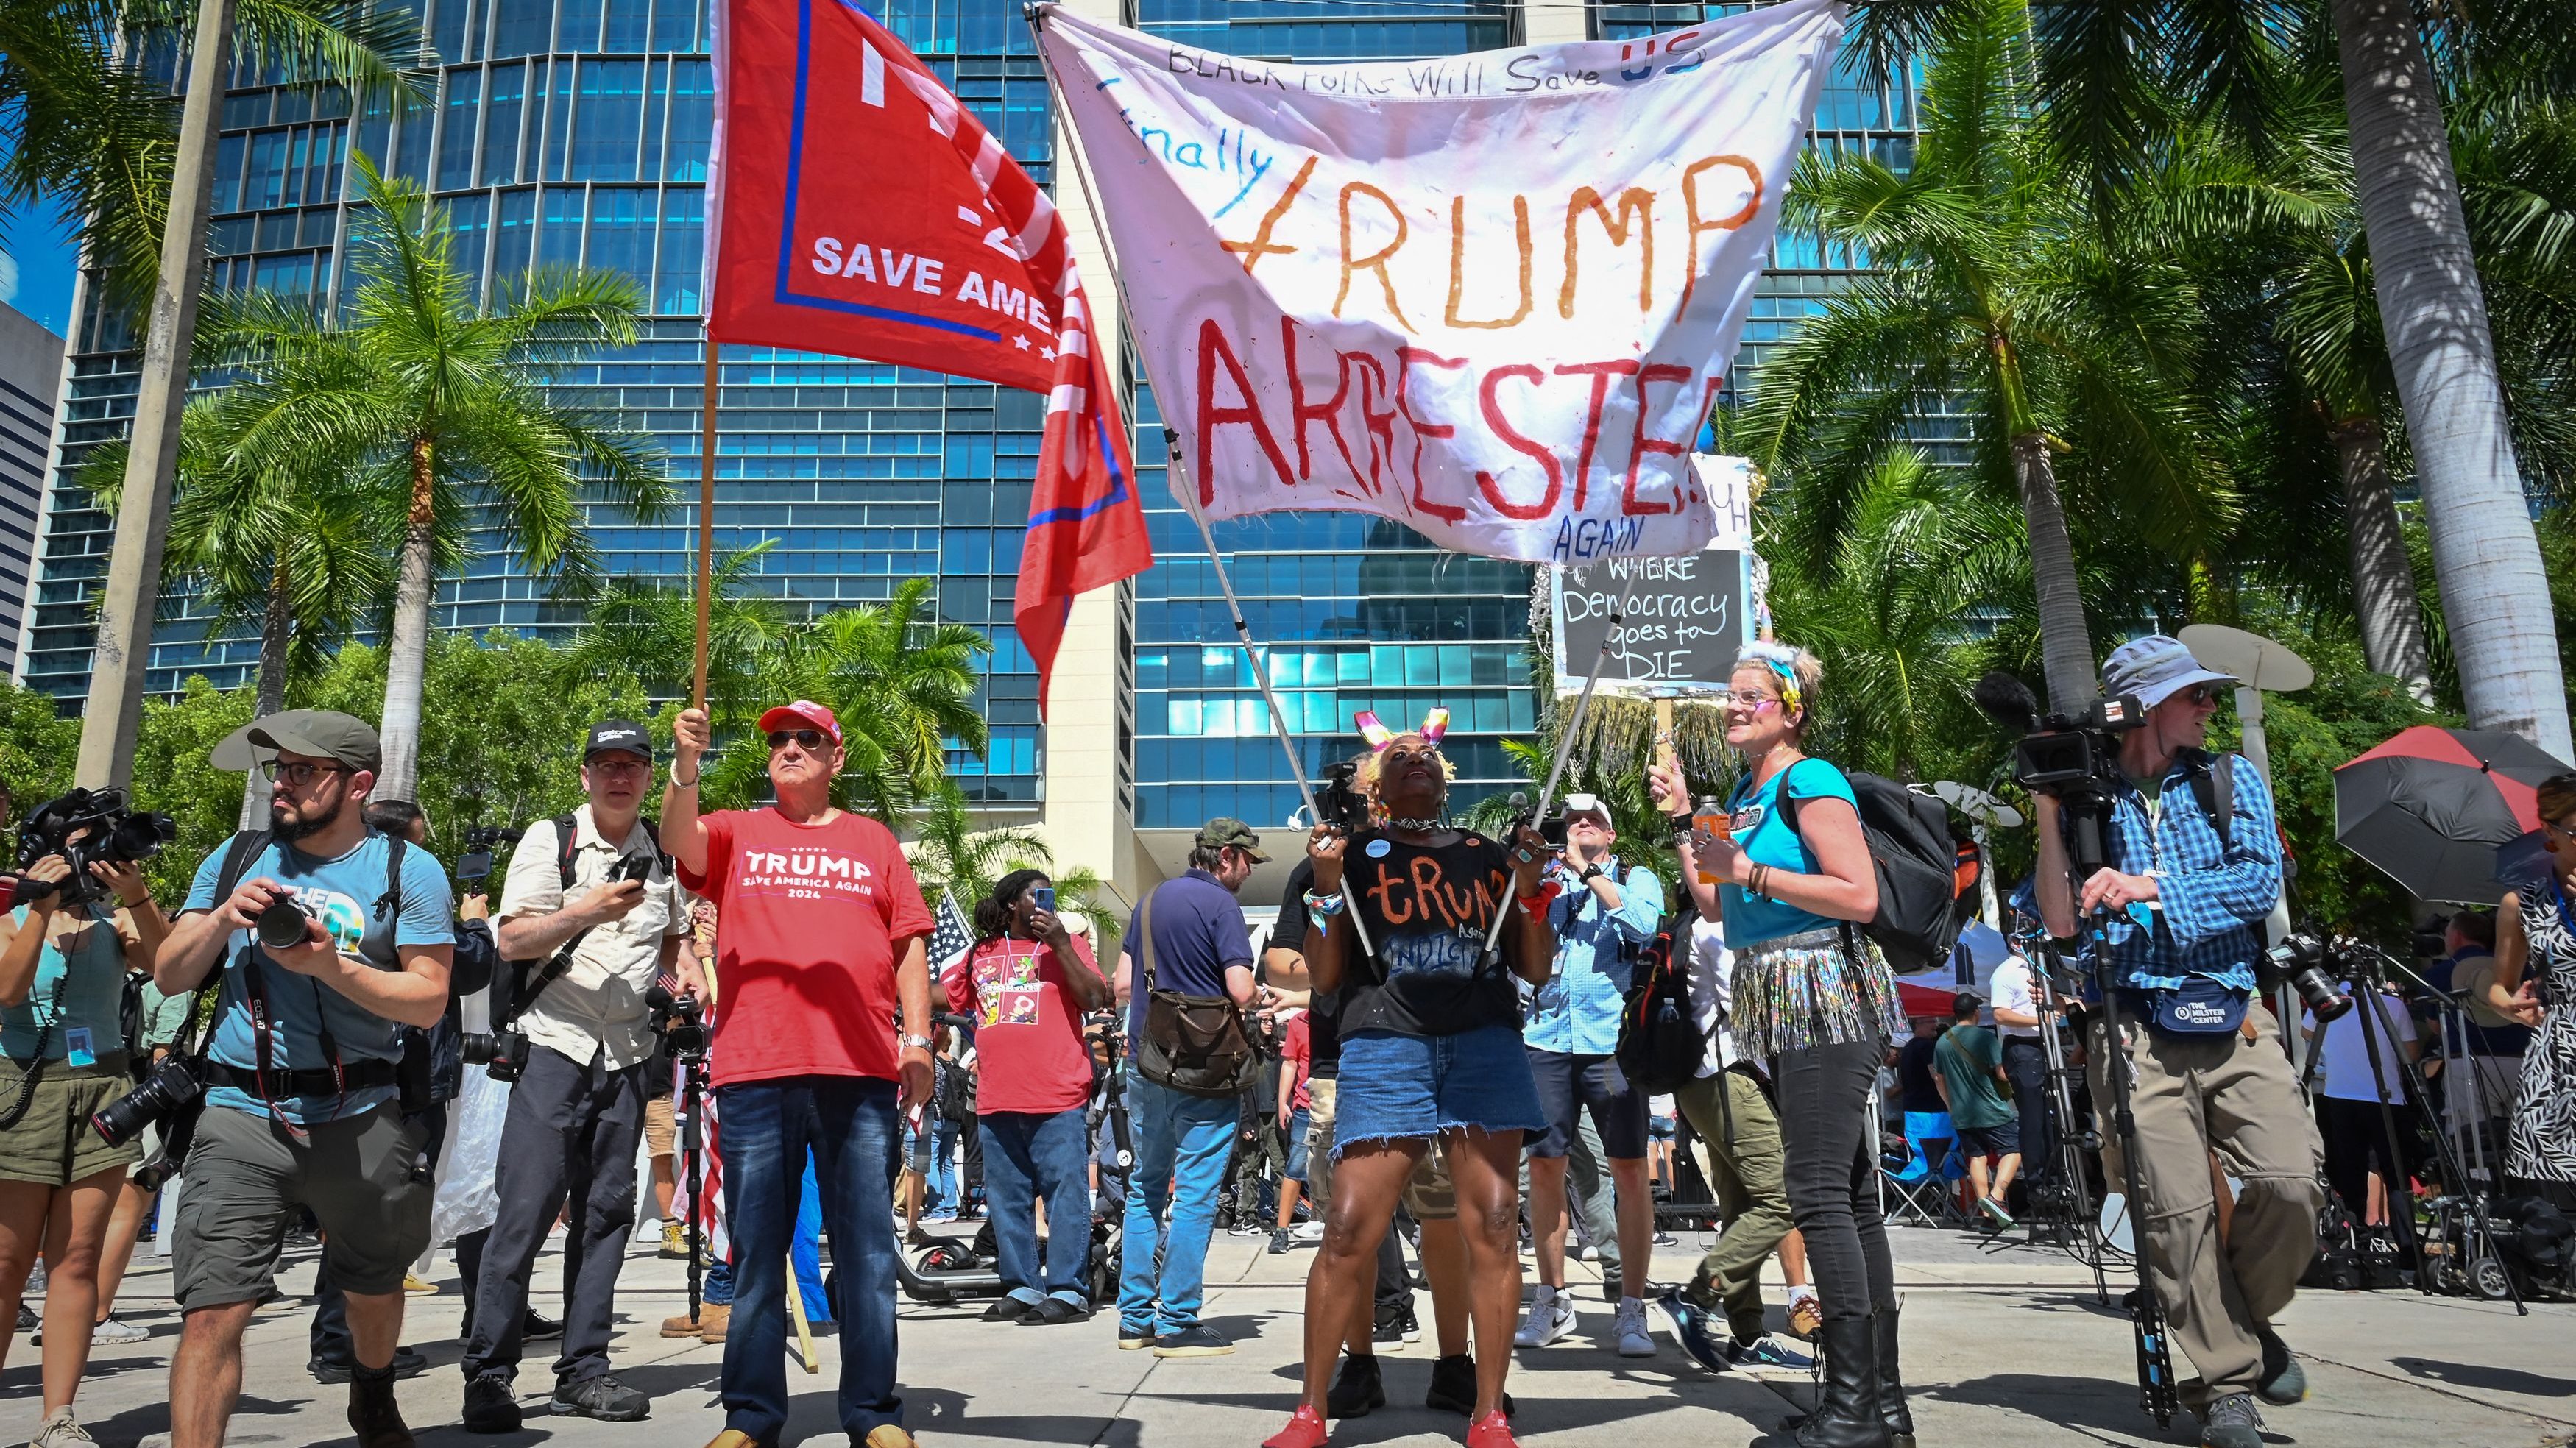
[1975, 670, 2043, 734]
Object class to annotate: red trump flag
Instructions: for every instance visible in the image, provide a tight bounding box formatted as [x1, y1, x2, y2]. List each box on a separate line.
[706, 0, 1149, 711]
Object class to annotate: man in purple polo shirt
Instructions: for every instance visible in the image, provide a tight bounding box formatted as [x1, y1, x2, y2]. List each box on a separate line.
[1111, 819, 1262, 1357]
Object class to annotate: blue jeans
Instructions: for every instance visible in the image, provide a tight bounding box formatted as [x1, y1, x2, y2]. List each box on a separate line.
[930, 1118, 962, 1210]
[1118, 1077, 1237, 1337]
[715, 1076, 903, 1442]
[980, 1109, 1094, 1303]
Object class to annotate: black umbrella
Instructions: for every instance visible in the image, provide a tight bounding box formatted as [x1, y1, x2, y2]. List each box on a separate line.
[2333, 726, 2571, 904]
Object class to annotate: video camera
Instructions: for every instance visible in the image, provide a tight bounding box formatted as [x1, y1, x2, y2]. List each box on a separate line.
[456, 824, 523, 885]
[647, 984, 708, 1060]
[1975, 672, 2150, 799]
[1312, 759, 1370, 836]
[14, 788, 175, 906]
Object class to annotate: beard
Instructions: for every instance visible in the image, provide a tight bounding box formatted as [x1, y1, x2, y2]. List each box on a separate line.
[272, 792, 344, 843]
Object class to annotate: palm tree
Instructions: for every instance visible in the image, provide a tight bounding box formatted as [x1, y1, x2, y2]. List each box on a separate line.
[1749, 0, 2233, 712]
[1, 0, 424, 311]
[1851, 0, 2572, 753]
[82, 396, 397, 823]
[907, 780, 1122, 952]
[566, 541, 793, 726]
[694, 578, 992, 823]
[200, 157, 668, 801]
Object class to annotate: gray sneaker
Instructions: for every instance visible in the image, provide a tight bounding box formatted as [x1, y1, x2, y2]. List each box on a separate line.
[2198, 1392, 2266, 1448]
[1153, 1324, 1234, 1358]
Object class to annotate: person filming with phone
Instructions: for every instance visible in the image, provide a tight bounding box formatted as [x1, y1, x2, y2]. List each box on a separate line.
[152, 710, 456, 1448]
[459, 720, 701, 1431]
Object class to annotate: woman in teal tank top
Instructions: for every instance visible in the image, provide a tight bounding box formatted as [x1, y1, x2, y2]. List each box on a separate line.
[0, 830, 172, 1440]
[1649, 642, 1909, 1448]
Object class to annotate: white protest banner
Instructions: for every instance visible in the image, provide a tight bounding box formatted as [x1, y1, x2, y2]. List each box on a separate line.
[1033, 0, 1843, 567]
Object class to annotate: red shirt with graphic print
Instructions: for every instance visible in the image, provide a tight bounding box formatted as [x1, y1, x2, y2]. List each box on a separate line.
[945, 932, 1098, 1115]
[678, 808, 933, 1086]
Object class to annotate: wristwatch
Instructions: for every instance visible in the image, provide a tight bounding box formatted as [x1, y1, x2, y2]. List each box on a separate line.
[1580, 865, 1606, 884]
[900, 1033, 935, 1051]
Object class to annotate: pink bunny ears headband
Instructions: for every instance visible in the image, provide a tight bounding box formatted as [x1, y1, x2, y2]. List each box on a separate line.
[1355, 708, 1450, 751]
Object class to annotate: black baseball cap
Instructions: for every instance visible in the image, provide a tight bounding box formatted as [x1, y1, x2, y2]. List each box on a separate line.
[584, 720, 653, 763]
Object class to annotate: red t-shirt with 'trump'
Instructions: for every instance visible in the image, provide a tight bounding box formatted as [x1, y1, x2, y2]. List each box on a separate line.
[679, 807, 933, 1087]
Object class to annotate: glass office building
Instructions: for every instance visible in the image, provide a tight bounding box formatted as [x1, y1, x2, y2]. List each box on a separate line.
[25, 0, 1925, 842]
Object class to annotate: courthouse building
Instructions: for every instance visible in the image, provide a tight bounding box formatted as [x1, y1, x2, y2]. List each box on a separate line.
[22, 0, 1919, 901]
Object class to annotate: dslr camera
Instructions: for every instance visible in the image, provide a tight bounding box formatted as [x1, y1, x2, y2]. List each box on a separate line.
[461, 1026, 531, 1082]
[91, 1054, 205, 1157]
[2262, 929, 2355, 1023]
[15, 789, 176, 906]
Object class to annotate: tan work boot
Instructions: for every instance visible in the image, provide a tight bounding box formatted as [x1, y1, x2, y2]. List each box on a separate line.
[703, 1432, 762, 1448]
[662, 1308, 705, 1338]
[696, 1302, 732, 1341]
[862, 1427, 918, 1448]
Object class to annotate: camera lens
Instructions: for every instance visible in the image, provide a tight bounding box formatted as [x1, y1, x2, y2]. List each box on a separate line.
[255, 897, 313, 951]
[91, 1058, 202, 1147]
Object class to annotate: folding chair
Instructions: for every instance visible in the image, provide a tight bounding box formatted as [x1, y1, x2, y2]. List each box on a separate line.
[1880, 1112, 1958, 1226]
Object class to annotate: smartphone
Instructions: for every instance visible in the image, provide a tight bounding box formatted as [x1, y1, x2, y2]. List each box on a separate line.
[613, 853, 655, 884]
[1033, 885, 1056, 912]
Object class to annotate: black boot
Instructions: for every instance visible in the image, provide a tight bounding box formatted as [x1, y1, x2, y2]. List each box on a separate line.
[1877, 1307, 1914, 1448]
[1786, 1314, 1889, 1448]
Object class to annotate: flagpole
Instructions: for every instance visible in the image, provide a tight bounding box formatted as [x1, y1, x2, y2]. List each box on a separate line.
[1478, 570, 1643, 956]
[694, 340, 719, 713]
[1029, 7, 1371, 957]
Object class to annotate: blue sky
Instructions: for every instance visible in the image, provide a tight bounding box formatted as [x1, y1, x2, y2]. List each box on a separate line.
[0, 188, 81, 338]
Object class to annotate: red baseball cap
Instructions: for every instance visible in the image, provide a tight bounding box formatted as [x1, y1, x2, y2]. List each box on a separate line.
[756, 700, 843, 745]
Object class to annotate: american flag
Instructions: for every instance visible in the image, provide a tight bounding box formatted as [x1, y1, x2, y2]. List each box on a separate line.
[928, 889, 975, 980]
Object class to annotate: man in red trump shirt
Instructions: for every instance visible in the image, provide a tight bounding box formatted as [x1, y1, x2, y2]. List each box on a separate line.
[662, 699, 933, 1448]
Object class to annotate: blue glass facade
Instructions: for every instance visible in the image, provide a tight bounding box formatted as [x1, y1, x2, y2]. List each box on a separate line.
[27, 0, 1930, 831]
[26, 0, 1056, 803]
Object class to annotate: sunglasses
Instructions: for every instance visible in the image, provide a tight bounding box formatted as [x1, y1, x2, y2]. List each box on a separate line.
[767, 728, 831, 752]
[2178, 684, 2226, 706]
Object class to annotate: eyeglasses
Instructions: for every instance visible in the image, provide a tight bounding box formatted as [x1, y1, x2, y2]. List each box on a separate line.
[767, 728, 830, 752]
[261, 760, 347, 787]
[1720, 690, 1782, 709]
[585, 756, 650, 776]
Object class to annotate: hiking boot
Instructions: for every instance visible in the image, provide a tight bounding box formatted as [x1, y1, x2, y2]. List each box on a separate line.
[697, 1302, 732, 1342]
[2256, 1328, 2307, 1405]
[1327, 1353, 1385, 1418]
[551, 1374, 651, 1422]
[462, 1373, 523, 1434]
[1425, 1354, 1514, 1417]
[1786, 1295, 1822, 1341]
[2198, 1393, 2266, 1448]
[661, 1221, 689, 1257]
[349, 1371, 417, 1448]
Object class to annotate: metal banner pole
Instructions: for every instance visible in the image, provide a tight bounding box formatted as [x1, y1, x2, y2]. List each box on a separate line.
[695, 343, 720, 711]
[1028, 13, 1372, 955]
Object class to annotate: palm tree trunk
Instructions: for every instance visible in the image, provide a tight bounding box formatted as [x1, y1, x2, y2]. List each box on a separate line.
[2329, 414, 2434, 700]
[2011, 430, 2096, 712]
[2332, 0, 2569, 757]
[237, 561, 292, 829]
[375, 437, 438, 802]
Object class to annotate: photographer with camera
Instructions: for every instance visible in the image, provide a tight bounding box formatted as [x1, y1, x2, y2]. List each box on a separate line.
[0, 799, 172, 1448]
[459, 720, 700, 1431]
[152, 710, 455, 1448]
[665, 699, 936, 1448]
[2030, 636, 2321, 1448]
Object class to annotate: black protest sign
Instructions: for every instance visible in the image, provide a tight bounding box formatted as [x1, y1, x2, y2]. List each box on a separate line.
[1549, 548, 1750, 696]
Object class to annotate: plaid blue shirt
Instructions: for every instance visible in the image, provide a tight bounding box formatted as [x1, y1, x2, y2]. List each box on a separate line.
[2088, 750, 2281, 994]
[1527, 859, 1665, 1056]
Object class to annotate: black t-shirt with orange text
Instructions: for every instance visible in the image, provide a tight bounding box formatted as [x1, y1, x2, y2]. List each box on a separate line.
[1335, 829, 1520, 1038]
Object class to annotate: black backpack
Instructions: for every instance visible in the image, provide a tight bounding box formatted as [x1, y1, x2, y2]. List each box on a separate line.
[1616, 907, 1706, 1095]
[1780, 766, 1964, 974]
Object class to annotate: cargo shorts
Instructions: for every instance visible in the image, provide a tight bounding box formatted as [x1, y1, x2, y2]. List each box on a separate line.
[172, 1102, 431, 1309]
[0, 1057, 140, 1187]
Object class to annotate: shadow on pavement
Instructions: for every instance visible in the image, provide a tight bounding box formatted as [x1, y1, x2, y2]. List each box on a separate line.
[2393, 1356, 2576, 1399]
[1929, 1370, 2185, 1443]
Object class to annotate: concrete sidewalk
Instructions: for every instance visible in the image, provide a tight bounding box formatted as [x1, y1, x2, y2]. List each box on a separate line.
[8, 1219, 2572, 1447]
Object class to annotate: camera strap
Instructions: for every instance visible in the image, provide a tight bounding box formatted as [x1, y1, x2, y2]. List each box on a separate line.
[501, 814, 620, 1025]
[211, 829, 411, 1134]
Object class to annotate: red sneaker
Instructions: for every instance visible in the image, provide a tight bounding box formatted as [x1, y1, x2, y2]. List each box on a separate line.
[1264, 1405, 1328, 1448]
[1465, 1409, 1520, 1448]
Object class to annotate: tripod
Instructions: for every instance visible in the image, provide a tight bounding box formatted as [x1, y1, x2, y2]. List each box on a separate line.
[676, 1040, 711, 1326]
[2325, 942, 2527, 1316]
[2052, 786, 2181, 1430]
[2023, 934, 2114, 1303]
